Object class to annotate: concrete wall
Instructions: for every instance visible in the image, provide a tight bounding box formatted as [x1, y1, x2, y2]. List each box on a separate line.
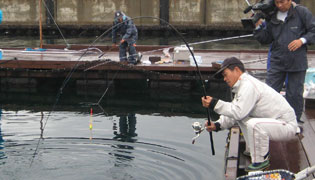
[0, 0, 39, 25]
[169, 0, 204, 25]
[0, 0, 314, 29]
[56, 0, 159, 25]
[301, 0, 315, 15]
[207, 0, 248, 26]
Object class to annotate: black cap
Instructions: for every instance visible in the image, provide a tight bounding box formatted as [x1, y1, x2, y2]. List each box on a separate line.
[213, 57, 244, 79]
[114, 10, 123, 19]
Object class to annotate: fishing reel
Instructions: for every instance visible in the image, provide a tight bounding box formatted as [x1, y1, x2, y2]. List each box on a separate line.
[191, 121, 204, 144]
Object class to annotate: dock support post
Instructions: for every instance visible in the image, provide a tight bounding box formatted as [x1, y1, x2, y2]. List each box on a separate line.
[45, 0, 55, 27]
[225, 126, 240, 180]
[160, 0, 169, 26]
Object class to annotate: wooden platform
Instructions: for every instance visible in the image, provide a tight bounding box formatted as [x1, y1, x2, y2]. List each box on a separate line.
[225, 108, 315, 180]
[0, 45, 313, 79]
[0, 45, 314, 84]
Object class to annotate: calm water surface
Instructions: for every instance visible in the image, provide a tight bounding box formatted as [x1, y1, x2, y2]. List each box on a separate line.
[0, 88, 228, 180]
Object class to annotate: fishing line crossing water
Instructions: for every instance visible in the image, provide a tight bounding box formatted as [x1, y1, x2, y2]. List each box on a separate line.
[28, 13, 264, 165]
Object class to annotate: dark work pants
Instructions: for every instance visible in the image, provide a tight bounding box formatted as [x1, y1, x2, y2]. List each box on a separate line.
[119, 39, 137, 62]
[266, 69, 306, 121]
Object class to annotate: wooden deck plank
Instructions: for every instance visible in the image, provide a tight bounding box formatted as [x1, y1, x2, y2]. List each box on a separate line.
[2, 47, 315, 72]
[225, 126, 240, 180]
[269, 137, 310, 173]
[301, 110, 315, 167]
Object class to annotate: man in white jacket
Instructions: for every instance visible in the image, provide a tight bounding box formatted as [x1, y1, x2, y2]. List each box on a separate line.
[202, 57, 298, 171]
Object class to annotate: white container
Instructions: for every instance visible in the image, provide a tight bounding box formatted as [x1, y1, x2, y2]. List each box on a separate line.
[303, 68, 315, 99]
[189, 55, 202, 66]
[173, 45, 193, 61]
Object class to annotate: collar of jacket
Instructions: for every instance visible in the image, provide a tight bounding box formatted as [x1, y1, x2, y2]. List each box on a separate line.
[270, 4, 298, 25]
[231, 73, 246, 93]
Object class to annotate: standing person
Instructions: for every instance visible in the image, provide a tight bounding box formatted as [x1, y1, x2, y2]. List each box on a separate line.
[254, 0, 315, 123]
[112, 10, 138, 65]
[202, 57, 298, 171]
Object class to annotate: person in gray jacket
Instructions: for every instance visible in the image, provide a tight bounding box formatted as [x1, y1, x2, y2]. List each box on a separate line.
[202, 57, 298, 171]
[112, 11, 138, 65]
[254, 0, 315, 123]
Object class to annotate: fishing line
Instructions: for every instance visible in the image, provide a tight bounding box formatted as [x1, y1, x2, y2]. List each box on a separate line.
[96, 68, 120, 105]
[29, 15, 259, 164]
[98, 46, 115, 59]
[92, 16, 216, 155]
[30, 16, 143, 166]
[105, 34, 254, 65]
[41, 0, 70, 49]
[82, 20, 258, 155]
[30, 18, 125, 167]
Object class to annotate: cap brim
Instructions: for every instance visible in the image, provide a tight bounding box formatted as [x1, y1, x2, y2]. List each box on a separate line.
[212, 65, 228, 79]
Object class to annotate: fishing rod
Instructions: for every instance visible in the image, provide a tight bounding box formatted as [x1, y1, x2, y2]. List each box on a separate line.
[154, 17, 216, 155]
[188, 34, 253, 46]
[96, 16, 216, 155]
[81, 17, 258, 154]
[31, 15, 258, 164]
[79, 15, 216, 153]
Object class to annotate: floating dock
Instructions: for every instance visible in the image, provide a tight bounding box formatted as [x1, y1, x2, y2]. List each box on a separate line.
[0, 44, 314, 92]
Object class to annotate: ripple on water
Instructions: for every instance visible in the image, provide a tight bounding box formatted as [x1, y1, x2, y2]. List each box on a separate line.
[0, 137, 222, 180]
[0, 110, 226, 180]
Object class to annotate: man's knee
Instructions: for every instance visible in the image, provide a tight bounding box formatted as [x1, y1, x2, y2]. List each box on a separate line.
[245, 119, 258, 129]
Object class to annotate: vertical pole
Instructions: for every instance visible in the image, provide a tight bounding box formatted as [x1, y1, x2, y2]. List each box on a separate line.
[39, 0, 43, 48]
[45, 0, 55, 27]
[204, 0, 207, 25]
[45, 0, 55, 44]
[159, 0, 169, 26]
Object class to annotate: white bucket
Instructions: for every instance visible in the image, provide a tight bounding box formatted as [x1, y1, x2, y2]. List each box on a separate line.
[189, 55, 202, 66]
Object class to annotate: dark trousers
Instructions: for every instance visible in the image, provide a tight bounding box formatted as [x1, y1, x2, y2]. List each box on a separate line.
[119, 39, 137, 62]
[266, 69, 305, 121]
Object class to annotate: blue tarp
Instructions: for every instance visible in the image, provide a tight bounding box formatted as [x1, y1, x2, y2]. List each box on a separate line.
[0, 10, 3, 24]
[24, 48, 47, 52]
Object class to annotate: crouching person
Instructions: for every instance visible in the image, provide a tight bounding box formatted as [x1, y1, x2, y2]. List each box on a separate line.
[202, 57, 299, 171]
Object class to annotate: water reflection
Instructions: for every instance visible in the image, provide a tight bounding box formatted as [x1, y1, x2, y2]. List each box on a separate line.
[0, 99, 226, 179]
[0, 108, 6, 162]
[110, 113, 138, 174]
[40, 111, 44, 139]
[113, 113, 137, 142]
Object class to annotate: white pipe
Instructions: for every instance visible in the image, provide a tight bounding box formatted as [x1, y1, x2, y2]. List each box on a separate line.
[295, 165, 315, 180]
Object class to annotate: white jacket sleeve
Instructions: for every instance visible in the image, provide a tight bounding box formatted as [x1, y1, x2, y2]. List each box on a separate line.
[215, 79, 260, 129]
